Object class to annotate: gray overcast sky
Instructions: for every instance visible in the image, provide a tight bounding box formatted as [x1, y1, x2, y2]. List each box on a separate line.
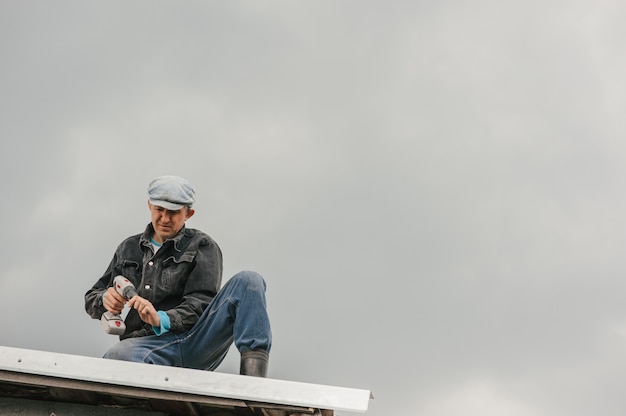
[2, 1, 626, 415]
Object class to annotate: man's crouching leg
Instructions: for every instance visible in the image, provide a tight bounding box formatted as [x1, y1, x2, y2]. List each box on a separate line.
[178, 270, 272, 374]
[226, 271, 272, 377]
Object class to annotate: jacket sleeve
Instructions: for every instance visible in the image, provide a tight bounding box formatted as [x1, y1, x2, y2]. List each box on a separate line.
[84, 253, 117, 319]
[165, 238, 223, 333]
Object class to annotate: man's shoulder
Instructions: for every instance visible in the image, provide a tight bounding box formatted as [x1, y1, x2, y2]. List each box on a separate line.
[119, 232, 143, 245]
[183, 227, 218, 245]
[185, 227, 213, 240]
[117, 224, 152, 246]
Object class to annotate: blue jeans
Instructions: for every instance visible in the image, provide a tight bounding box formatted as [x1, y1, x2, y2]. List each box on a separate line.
[103, 270, 272, 370]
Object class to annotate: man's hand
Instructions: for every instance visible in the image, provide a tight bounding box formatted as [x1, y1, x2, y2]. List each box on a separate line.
[103, 287, 126, 315]
[128, 296, 161, 327]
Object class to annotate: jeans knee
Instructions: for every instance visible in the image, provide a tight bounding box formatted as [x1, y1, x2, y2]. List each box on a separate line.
[232, 270, 266, 290]
[103, 343, 130, 361]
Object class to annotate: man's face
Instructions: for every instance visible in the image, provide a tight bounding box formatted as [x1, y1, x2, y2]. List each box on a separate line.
[148, 202, 195, 243]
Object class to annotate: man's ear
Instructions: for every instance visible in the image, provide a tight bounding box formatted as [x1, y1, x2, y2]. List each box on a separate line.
[186, 208, 196, 220]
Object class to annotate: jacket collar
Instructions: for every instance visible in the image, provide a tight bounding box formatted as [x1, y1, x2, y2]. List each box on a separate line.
[140, 223, 187, 251]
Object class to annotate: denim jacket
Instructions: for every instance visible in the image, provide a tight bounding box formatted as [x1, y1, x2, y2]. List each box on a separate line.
[85, 223, 223, 340]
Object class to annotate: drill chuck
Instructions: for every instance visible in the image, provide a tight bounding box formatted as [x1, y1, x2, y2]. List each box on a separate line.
[114, 275, 138, 300]
[121, 285, 138, 299]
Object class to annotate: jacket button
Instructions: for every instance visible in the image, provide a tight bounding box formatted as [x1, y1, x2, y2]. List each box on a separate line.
[145, 284, 151, 290]
[148, 261, 154, 266]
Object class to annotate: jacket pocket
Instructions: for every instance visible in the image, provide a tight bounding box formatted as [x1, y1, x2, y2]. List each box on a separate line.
[115, 260, 141, 282]
[161, 252, 196, 291]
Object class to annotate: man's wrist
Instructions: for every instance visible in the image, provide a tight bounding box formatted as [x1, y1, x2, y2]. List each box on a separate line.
[153, 310, 171, 335]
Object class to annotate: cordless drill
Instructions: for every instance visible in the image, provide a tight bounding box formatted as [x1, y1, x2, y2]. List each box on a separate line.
[101, 275, 138, 335]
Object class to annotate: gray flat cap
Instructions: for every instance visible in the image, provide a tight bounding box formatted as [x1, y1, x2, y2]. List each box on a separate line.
[147, 176, 196, 210]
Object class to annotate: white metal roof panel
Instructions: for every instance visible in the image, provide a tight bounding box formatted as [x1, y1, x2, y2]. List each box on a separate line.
[0, 346, 371, 413]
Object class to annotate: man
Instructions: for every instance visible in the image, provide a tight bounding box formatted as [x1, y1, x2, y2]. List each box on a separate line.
[84, 175, 271, 376]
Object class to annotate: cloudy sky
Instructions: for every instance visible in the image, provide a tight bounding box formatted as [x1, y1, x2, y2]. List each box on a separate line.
[2, 1, 626, 415]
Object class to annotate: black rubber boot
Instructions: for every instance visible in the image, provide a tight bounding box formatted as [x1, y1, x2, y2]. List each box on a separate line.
[240, 350, 269, 377]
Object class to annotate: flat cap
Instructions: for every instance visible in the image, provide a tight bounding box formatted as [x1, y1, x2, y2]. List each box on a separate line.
[147, 176, 196, 210]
